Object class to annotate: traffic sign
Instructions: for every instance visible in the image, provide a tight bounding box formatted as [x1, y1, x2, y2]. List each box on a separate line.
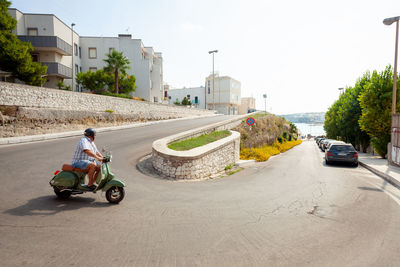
[246, 117, 255, 126]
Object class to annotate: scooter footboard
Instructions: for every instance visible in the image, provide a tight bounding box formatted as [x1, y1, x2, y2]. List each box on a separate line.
[102, 179, 125, 192]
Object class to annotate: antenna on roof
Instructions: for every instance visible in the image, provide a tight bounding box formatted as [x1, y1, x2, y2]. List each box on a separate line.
[126, 27, 130, 33]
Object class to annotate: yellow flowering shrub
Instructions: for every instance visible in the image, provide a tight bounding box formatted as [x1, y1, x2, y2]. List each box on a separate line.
[240, 140, 302, 162]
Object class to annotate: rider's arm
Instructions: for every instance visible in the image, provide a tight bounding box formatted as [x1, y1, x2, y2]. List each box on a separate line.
[84, 149, 103, 161]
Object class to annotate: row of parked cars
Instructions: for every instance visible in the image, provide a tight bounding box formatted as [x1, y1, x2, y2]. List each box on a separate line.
[315, 137, 359, 167]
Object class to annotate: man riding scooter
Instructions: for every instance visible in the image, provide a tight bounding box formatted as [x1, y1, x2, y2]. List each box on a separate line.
[72, 128, 103, 190]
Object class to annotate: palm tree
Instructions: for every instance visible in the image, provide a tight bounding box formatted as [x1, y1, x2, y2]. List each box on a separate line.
[103, 50, 130, 94]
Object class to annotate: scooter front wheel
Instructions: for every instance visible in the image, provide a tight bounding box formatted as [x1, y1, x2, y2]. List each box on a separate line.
[54, 187, 72, 199]
[106, 186, 125, 204]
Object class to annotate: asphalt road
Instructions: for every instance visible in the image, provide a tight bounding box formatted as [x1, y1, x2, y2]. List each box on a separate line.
[1, 117, 400, 266]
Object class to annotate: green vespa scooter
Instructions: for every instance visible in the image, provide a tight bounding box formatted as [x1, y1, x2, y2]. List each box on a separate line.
[49, 154, 125, 204]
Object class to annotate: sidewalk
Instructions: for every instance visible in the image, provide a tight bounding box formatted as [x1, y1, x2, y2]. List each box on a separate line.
[358, 153, 400, 188]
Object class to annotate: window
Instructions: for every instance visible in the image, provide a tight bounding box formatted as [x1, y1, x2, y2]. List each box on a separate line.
[109, 47, 115, 53]
[187, 94, 190, 99]
[31, 54, 39, 62]
[74, 43, 78, 56]
[79, 47, 81, 58]
[195, 96, 199, 104]
[27, 28, 38, 36]
[75, 64, 78, 75]
[89, 67, 97, 72]
[79, 67, 82, 73]
[88, 48, 97, 59]
[207, 81, 211, 94]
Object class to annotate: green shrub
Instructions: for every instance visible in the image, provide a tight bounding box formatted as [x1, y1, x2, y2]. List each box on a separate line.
[99, 91, 131, 99]
[105, 109, 114, 113]
[225, 164, 233, 171]
[371, 137, 389, 158]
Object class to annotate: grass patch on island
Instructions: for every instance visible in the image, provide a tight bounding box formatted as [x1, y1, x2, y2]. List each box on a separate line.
[168, 130, 231, 151]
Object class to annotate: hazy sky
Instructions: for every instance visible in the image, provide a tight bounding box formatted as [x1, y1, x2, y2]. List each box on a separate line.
[10, 0, 400, 114]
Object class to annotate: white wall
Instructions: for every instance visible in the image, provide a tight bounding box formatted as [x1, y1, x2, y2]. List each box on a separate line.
[168, 87, 206, 109]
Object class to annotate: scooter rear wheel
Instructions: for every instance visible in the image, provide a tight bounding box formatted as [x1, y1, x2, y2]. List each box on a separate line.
[54, 187, 72, 199]
[106, 186, 125, 204]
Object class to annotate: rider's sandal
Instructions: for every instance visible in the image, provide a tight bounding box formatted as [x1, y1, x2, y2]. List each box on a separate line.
[87, 185, 97, 191]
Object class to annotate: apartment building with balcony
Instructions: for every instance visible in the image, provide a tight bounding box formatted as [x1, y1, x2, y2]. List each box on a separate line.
[7, 8, 163, 102]
[8, 8, 78, 89]
[205, 75, 241, 115]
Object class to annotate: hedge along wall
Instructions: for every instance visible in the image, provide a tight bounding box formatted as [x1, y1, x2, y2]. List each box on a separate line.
[0, 82, 213, 119]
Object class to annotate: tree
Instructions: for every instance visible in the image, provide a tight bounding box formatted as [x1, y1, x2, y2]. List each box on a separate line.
[76, 69, 113, 93]
[0, 0, 47, 85]
[117, 73, 136, 95]
[181, 97, 191, 106]
[359, 66, 398, 157]
[324, 101, 341, 139]
[103, 50, 130, 94]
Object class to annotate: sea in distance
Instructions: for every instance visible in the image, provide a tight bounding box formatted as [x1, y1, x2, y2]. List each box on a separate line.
[294, 123, 325, 137]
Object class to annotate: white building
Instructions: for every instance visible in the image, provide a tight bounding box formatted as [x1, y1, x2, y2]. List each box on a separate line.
[8, 8, 163, 102]
[167, 86, 206, 109]
[239, 97, 256, 114]
[80, 35, 163, 102]
[8, 8, 78, 89]
[205, 75, 241, 115]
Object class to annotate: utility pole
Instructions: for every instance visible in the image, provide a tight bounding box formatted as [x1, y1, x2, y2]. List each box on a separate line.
[71, 23, 75, 92]
[208, 50, 218, 111]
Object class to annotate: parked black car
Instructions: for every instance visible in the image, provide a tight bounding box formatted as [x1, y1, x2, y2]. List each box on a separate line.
[325, 143, 358, 166]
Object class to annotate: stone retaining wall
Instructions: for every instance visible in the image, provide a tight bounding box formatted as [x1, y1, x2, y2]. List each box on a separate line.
[0, 82, 212, 118]
[152, 131, 240, 180]
[151, 113, 258, 180]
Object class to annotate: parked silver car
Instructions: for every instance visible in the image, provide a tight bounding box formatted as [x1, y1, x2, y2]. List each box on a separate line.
[320, 139, 334, 151]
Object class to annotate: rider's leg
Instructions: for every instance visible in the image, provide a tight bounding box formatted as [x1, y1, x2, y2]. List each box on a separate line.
[87, 163, 97, 186]
[92, 164, 101, 183]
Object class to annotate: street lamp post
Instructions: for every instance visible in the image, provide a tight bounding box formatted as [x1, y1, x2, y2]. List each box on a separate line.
[383, 16, 400, 164]
[383, 16, 400, 114]
[71, 23, 75, 92]
[208, 50, 218, 111]
[263, 94, 267, 113]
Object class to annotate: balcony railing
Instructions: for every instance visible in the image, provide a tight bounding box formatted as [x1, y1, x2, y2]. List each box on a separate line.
[41, 62, 72, 78]
[18, 35, 72, 55]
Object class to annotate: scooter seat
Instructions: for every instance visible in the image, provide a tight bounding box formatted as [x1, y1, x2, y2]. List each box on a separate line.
[62, 164, 87, 172]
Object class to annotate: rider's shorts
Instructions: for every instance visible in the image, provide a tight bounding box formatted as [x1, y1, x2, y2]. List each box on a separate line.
[72, 160, 98, 170]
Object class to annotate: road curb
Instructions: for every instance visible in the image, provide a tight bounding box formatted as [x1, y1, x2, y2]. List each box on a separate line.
[0, 114, 222, 146]
[235, 159, 256, 167]
[359, 161, 400, 189]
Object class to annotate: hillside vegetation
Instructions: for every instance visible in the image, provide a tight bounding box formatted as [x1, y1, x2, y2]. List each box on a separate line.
[233, 113, 302, 161]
